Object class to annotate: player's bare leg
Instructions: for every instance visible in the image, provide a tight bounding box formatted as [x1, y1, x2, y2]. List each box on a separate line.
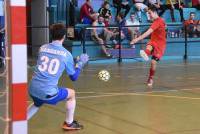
[99, 39, 111, 57]
[62, 88, 83, 130]
[147, 59, 157, 87]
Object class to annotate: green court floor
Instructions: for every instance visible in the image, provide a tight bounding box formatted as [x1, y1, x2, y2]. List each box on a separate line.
[27, 59, 200, 134]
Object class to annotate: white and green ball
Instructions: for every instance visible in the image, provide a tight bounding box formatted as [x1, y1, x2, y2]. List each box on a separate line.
[98, 70, 110, 82]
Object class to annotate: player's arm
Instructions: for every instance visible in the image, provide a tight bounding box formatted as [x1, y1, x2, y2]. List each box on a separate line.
[130, 28, 153, 45]
[68, 54, 89, 81]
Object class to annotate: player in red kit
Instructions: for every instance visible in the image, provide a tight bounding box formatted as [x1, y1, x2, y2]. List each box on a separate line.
[130, 5, 166, 87]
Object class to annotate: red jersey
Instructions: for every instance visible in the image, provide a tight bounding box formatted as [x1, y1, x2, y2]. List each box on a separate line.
[148, 17, 166, 58]
[184, 19, 198, 26]
[80, 3, 94, 21]
[192, 0, 200, 6]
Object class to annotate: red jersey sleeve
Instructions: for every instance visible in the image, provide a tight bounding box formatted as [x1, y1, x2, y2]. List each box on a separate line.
[150, 19, 160, 31]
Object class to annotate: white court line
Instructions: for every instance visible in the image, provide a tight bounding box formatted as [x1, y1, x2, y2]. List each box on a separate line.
[77, 92, 200, 100]
[0, 92, 6, 98]
[0, 116, 10, 122]
[77, 87, 200, 100]
[76, 92, 96, 94]
[84, 63, 200, 72]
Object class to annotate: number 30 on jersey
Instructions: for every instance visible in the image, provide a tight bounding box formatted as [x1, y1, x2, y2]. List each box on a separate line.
[38, 55, 60, 75]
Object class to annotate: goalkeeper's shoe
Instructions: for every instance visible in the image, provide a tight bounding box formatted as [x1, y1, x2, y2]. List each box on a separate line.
[62, 120, 83, 130]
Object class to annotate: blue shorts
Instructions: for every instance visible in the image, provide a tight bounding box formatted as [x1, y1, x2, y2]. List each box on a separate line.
[31, 87, 68, 107]
[82, 17, 92, 24]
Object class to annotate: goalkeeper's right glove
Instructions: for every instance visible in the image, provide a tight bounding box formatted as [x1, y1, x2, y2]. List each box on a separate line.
[75, 53, 89, 69]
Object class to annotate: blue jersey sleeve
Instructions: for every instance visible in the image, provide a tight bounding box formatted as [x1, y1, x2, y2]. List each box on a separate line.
[65, 52, 82, 81]
[65, 52, 76, 75]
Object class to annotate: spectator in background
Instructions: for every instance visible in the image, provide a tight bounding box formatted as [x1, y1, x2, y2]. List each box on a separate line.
[133, 0, 150, 22]
[192, 0, 200, 10]
[147, 0, 167, 17]
[91, 15, 116, 57]
[80, 0, 98, 24]
[166, 0, 184, 22]
[196, 20, 200, 37]
[113, 0, 130, 18]
[115, 12, 127, 49]
[125, 12, 140, 43]
[98, 1, 112, 26]
[184, 12, 198, 37]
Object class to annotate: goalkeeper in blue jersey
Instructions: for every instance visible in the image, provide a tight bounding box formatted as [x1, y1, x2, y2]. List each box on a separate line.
[27, 23, 89, 130]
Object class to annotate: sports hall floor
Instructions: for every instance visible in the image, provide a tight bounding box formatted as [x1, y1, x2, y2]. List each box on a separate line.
[1, 58, 200, 134]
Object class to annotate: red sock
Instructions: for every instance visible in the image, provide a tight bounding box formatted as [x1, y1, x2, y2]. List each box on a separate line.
[148, 68, 155, 80]
[145, 49, 151, 56]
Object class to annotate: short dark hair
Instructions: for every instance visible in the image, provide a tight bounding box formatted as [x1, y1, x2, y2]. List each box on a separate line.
[50, 23, 66, 40]
[102, 1, 109, 7]
[148, 5, 157, 13]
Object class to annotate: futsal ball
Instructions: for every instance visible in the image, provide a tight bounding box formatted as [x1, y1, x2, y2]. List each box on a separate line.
[98, 70, 110, 82]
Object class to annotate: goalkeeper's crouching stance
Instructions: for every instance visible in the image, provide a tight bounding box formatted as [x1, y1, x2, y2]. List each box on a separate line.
[27, 23, 89, 130]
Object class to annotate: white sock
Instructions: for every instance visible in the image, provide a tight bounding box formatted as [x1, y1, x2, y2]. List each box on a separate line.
[27, 103, 39, 120]
[66, 99, 76, 124]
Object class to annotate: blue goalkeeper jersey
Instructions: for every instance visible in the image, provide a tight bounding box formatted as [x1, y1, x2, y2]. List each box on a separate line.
[29, 41, 75, 100]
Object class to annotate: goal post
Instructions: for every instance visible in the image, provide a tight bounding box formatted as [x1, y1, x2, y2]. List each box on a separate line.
[6, 0, 28, 134]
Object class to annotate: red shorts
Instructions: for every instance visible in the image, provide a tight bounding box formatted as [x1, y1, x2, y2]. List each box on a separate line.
[147, 42, 166, 60]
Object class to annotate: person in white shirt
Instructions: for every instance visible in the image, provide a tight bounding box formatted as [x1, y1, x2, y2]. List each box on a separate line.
[126, 12, 140, 41]
[147, 0, 167, 17]
[133, 0, 150, 22]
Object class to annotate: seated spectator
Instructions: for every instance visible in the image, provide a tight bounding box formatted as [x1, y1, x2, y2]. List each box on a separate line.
[113, 0, 130, 18]
[184, 12, 198, 37]
[166, 0, 184, 22]
[80, 0, 98, 24]
[147, 0, 167, 17]
[91, 15, 117, 57]
[196, 20, 200, 37]
[115, 12, 128, 49]
[133, 0, 150, 22]
[192, 0, 200, 10]
[98, 1, 112, 26]
[125, 12, 140, 41]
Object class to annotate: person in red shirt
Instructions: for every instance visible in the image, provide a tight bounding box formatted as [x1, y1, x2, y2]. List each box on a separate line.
[184, 12, 198, 37]
[80, 0, 98, 24]
[130, 5, 166, 87]
[192, 0, 200, 10]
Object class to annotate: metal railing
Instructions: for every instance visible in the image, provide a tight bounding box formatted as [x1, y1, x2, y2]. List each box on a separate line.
[77, 23, 200, 61]
[26, 23, 200, 61]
